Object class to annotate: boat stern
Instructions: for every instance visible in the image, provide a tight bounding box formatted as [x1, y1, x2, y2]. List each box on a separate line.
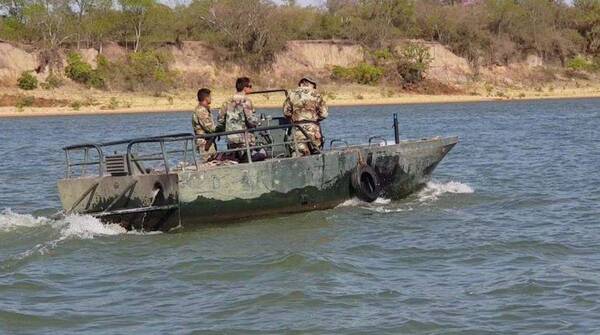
[57, 173, 180, 231]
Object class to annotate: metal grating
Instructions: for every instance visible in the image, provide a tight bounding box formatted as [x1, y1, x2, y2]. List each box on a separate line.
[105, 155, 128, 176]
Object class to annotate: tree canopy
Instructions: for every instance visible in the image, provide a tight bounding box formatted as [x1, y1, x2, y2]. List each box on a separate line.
[1, 0, 599, 67]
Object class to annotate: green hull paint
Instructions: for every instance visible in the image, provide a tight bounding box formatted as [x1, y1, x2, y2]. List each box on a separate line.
[57, 137, 458, 231]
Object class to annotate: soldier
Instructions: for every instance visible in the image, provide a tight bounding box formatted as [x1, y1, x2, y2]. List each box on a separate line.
[218, 77, 258, 147]
[192, 88, 218, 162]
[283, 77, 328, 156]
[218, 77, 260, 160]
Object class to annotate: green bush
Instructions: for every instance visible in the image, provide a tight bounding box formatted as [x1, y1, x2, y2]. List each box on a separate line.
[396, 42, 433, 84]
[567, 56, 598, 72]
[353, 63, 384, 84]
[15, 95, 35, 109]
[98, 50, 178, 92]
[65, 52, 105, 89]
[40, 73, 64, 90]
[65, 52, 93, 83]
[69, 100, 82, 111]
[107, 97, 119, 110]
[17, 71, 38, 90]
[372, 48, 394, 62]
[331, 65, 355, 81]
[126, 50, 177, 91]
[331, 63, 384, 85]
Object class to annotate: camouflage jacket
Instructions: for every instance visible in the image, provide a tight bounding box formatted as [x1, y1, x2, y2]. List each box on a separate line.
[192, 105, 216, 136]
[283, 86, 328, 123]
[218, 92, 258, 144]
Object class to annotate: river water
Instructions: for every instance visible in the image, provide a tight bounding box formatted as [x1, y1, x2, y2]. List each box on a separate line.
[1, 98, 599, 334]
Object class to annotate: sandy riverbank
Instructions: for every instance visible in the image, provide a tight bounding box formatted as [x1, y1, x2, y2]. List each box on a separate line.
[2, 84, 600, 118]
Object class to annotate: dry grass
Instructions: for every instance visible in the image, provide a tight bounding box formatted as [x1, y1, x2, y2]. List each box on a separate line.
[1, 80, 600, 118]
[0, 94, 70, 107]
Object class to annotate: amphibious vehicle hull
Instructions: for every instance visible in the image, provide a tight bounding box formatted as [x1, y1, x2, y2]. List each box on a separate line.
[58, 136, 458, 231]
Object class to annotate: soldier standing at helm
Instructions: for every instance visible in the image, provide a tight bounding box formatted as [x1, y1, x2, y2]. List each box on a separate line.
[283, 77, 328, 156]
[192, 88, 220, 162]
[218, 77, 259, 156]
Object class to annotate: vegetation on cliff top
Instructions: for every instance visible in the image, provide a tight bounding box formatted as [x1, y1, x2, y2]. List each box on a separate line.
[1, 0, 599, 68]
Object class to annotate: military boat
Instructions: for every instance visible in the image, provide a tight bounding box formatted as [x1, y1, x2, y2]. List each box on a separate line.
[57, 112, 458, 231]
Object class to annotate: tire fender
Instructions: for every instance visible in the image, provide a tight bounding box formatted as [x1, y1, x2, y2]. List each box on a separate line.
[350, 165, 382, 202]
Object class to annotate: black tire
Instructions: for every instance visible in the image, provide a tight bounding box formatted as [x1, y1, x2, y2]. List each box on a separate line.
[351, 165, 381, 202]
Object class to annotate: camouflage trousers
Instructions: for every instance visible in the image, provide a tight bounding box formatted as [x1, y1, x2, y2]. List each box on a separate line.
[227, 132, 256, 148]
[292, 123, 323, 156]
[196, 138, 217, 163]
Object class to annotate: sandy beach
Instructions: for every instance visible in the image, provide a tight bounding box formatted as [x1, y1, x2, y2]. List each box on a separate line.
[2, 83, 600, 118]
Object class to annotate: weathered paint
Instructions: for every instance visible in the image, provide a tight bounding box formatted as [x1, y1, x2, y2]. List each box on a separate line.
[57, 174, 180, 231]
[57, 136, 458, 230]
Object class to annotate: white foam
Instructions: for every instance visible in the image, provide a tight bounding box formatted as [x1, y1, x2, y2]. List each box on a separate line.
[58, 215, 127, 240]
[337, 197, 391, 208]
[373, 198, 392, 205]
[0, 209, 50, 231]
[0, 209, 149, 263]
[417, 181, 474, 202]
[0, 209, 127, 238]
[337, 198, 365, 207]
[366, 206, 412, 213]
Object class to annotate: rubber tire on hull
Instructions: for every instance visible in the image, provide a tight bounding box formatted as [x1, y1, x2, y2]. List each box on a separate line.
[351, 165, 382, 202]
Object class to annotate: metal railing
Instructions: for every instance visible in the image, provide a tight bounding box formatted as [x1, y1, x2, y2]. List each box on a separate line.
[63, 123, 318, 178]
[62, 133, 191, 178]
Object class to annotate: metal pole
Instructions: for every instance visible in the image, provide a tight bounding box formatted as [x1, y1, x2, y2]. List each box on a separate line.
[183, 139, 188, 166]
[393, 113, 400, 144]
[292, 124, 299, 156]
[160, 141, 170, 174]
[245, 132, 253, 163]
[191, 136, 199, 170]
[82, 148, 88, 176]
[65, 150, 71, 178]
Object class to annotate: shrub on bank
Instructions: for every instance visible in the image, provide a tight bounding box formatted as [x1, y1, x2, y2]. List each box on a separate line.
[17, 71, 38, 90]
[396, 42, 433, 84]
[331, 63, 384, 85]
[65, 52, 105, 89]
[40, 73, 64, 90]
[98, 50, 178, 93]
[567, 55, 600, 73]
[331, 42, 432, 86]
[15, 95, 35, 109]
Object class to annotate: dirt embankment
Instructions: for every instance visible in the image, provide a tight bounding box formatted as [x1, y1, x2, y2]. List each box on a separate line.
[1, 39, 599, 118]
[0, 39, 479, 87]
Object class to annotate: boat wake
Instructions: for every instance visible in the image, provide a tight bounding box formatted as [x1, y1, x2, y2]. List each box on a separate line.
[336, 180, 474, 213]
[337, 197, 391, 208]
[417, 181, 474, 202]
[0, 209, 155, 267]
[0, 208, 126, 238]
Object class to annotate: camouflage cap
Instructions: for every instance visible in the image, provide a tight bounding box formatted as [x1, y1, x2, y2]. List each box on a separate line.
[299, 77, 317, 87]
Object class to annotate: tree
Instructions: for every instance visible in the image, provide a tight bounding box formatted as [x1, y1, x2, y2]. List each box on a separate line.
[70, 0, 111, 48]
[119, 0, 155, 52]
[574, 0, 600, 55]
[339, 0, 415, 47]
[22, 0, 73, 48]
[192, 0, 286, 65]
[84, 6, 121, 52]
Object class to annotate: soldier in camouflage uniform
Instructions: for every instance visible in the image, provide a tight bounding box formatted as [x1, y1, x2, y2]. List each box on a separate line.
[192, 88, 219, 162]
[218, 77, 259, 154]
[283, 77, 328, 156]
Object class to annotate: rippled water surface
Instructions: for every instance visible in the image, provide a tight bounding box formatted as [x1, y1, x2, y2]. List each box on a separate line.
[1, 98, 599, 334]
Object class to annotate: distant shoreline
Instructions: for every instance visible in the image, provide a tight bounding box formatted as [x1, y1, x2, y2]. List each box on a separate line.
[2, 91, 600, 119]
